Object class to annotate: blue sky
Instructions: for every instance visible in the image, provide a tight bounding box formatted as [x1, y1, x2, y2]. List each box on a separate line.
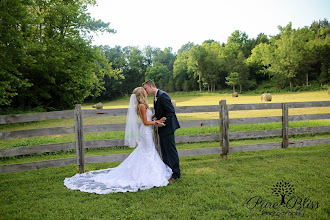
[87, 0, 330, 53]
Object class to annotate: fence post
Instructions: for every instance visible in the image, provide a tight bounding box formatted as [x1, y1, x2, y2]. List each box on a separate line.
[74, 104, 85, 173]
[220, 100, 229, 159]
[282, 103, 289, 148]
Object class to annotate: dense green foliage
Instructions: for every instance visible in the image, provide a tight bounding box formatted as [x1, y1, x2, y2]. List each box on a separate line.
[1, 0, 329, 111]
[90, 20, 330, 102]
[0, 0, 122, 110]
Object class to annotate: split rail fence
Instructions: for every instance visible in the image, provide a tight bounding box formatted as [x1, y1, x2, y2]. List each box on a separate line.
[0, 100, 329, 173]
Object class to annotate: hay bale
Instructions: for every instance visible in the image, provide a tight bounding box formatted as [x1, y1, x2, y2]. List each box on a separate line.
[92, 102, 103, 109]
[261, 93, 272, 101]
[232, 92, 238, 97]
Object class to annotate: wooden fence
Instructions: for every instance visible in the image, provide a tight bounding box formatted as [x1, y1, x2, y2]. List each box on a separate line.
[0, 100, 329, 173]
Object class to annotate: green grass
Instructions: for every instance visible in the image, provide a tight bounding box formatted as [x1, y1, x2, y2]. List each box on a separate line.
[0, 145, 329, 219]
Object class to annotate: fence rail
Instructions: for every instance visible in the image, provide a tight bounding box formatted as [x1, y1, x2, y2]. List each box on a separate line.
[1, 113, 330, 141]
[0, 110, 73, 124]
[0, 101, 329, 173]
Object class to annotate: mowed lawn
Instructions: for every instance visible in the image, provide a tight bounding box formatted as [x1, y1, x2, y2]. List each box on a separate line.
[82, 91, 330, 109]
[0, 145, 329, 219]
[0, 91, 329, 219]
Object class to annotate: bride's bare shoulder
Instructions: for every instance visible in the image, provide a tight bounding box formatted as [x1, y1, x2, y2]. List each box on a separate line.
[139, 104, 148, 114]
[139, 104, 147, 109]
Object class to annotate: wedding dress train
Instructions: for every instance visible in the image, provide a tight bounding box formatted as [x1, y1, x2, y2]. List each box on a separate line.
[64, 108, 172, 194]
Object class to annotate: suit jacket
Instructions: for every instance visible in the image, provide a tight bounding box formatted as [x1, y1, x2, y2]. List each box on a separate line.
[154, 90, 180, 136]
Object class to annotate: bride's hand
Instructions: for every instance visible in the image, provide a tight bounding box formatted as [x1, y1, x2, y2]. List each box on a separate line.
[155, 117, 166, 127]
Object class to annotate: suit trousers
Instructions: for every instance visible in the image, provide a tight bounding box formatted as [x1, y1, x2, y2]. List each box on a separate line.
[159, 132, 180, 179]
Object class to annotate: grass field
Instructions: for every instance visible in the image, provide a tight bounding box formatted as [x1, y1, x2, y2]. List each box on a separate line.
[0, 145, 329, 219]
[0, 91, 329, 219]
[82, 90, 330, 109]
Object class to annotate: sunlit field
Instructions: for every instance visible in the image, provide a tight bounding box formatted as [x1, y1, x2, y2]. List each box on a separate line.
[1, 91, 328, 133]
[84, 90, 330, 121]
[82, 91, 330, 109]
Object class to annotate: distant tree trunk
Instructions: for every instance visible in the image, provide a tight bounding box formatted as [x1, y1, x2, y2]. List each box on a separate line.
[240, 84, 242, 93]
[233, 85, 235, 93]
[290, 80, 292, 88]
[306, 72, 309, 86]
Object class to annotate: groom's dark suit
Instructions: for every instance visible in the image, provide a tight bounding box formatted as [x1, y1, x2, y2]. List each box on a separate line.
[154, 89, 180, 179]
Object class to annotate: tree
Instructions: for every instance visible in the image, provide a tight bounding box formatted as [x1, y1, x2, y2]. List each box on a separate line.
[98, 45, 126, 100]
[225, 72, 240, 92]
[233, 52, 249, 92]
[271, 180, 295, 205]
[173, 43, 198, 92]
[227, 30, 251, 58]
[223, 40, 240, 74]
[88, 46, 124, 101]
[1, 0, 118, 110]
[309, 19, 330, 85]
[255, 33, 269, 45]
[122, 46, 147, 94]
[189, 45, 203, 91]
[223, 35, 251, 91]
[247, 23, 317, 88]
[143, 45, 160, 66]
[200, 42, 225, 92]
[183, 80, 190, 92]
[310, 19, 329, 39]
[154, 47, 176, 72]
[0, 0, 32, 105]
[145, 62, 171, 87]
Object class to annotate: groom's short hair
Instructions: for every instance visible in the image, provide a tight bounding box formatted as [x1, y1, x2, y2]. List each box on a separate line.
[142, 80, 156, 88]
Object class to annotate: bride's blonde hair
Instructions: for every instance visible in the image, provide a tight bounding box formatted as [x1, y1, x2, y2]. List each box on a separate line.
[133, 87, 149, 117]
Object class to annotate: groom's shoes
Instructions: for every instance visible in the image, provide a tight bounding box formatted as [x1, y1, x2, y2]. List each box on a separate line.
[168, 178, 176, 182]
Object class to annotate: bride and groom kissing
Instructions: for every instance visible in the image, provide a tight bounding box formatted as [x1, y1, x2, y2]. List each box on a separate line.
[64, 80, 180, 194]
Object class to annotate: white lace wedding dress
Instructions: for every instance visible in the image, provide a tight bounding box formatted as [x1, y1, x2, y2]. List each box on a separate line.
[64, 108, 172, 194]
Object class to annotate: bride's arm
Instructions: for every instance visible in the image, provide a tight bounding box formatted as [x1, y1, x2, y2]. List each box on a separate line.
[140, 104, 165, 126]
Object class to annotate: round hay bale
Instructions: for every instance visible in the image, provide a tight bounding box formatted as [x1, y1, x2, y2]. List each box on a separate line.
[232, 92, 238, 97]
[92, 102, 103, 109]
[261, 93, 272, 101]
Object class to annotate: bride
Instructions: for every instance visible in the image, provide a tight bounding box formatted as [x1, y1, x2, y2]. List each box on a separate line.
[64, 87, 173, 194]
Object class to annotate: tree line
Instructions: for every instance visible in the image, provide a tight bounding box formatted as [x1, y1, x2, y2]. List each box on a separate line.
[1, 0, 329, 111]
[90, 19, 330, 101]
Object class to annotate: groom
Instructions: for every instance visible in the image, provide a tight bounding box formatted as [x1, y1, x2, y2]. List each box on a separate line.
[143, 80, 180, 181]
